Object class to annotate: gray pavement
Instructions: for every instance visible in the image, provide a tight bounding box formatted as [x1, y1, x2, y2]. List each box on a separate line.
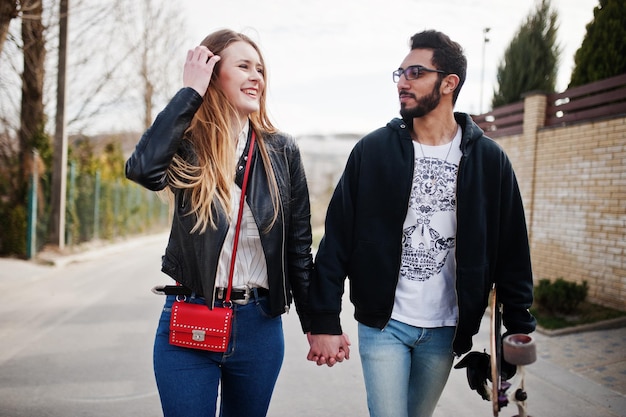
[0, 234, 625, 417]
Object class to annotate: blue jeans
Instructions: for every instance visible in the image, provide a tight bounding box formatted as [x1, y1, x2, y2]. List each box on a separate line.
[358, 320, 455, 417]
[153, 294, 284, 417]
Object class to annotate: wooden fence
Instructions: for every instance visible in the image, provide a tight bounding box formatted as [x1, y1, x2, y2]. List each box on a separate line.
[472, 73, 626, 137]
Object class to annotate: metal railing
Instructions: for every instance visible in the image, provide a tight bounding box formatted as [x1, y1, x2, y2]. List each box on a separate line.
[28, 161, 170, 256]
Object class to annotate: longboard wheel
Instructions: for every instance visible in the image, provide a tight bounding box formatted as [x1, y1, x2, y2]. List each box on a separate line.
[503, 334, 536, 366]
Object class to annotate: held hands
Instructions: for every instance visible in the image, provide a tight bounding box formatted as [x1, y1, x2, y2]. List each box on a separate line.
[183, 45, 221, 97]
[306, 333, 351, 367]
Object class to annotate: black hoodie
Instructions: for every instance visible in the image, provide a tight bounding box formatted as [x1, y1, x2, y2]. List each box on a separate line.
[309, 113, 536, 355]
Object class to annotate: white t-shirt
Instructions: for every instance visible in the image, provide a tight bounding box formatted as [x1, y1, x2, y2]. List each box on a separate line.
[391, 126, 463, 328]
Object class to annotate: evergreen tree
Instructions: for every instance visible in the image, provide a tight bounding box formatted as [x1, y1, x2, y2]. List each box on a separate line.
[491, 0, 560, 108]
[569, 0, 626, 87]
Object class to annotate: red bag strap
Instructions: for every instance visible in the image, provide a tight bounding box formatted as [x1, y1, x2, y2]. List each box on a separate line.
[224, 130, 256, 303]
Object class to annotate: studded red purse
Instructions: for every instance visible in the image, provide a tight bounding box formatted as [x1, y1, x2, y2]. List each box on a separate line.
[168, 132, 255, 353]
[169, 301, 233, 352]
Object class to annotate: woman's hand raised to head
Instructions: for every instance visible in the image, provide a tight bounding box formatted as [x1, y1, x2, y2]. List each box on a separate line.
[183, 45, 221, 97]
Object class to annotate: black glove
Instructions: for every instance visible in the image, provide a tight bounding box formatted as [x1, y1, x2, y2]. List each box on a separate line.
[454, 351, 491, 401]
[454, 349, 518, 401]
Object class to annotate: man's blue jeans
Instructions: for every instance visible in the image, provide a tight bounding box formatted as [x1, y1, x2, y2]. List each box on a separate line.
[358, 320, 455, 417]
[153, 294, 284, 417]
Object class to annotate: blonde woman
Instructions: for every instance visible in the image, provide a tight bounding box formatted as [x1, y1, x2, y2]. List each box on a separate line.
[126, 29, 313, 417]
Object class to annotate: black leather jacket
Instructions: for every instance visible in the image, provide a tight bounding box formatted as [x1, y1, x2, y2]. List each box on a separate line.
[125, 88, 313, 332]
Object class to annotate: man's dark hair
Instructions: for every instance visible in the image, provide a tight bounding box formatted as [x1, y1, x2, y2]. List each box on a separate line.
[410, 30, 467, 104]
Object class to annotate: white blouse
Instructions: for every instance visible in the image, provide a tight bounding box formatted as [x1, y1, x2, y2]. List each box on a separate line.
[215, 122, 269, 290]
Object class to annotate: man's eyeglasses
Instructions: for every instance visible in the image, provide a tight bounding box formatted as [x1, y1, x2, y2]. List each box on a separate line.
[392, 65, 448, 83]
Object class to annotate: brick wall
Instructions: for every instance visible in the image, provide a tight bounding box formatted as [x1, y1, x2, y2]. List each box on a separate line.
[495, 94, 626, 311]
[300, 94, 626, 312]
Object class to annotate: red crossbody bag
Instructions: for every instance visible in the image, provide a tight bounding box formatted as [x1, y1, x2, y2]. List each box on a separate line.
[169, 132, 256, 352]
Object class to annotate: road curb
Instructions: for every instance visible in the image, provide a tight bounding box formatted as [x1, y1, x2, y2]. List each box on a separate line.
[34, 232, 168, 268]
[536, 316, 626, 337]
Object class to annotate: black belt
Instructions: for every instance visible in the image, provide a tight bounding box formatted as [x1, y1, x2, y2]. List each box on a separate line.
[215, 287, 269, 303]
[151, 285, 269, 302]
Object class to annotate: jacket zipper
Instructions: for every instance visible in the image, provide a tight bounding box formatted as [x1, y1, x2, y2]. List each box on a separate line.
[451, 145, 467, 356]
[281, 152, 289, 313]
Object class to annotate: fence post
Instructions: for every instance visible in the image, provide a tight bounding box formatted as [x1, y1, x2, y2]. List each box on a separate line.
[66, 161, 76, 246]
[114, 179, 121, 236]
[93, 170, 101, 240]
[125, 184, 134, 233]
[521, 92, 547, 242]
[26, 150, 39, 259]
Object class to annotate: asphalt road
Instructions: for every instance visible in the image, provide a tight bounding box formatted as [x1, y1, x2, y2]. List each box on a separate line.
[0, 234, 624, 417]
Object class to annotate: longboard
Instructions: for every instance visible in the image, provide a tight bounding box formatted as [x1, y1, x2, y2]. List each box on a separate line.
[489, 286, 503, 416]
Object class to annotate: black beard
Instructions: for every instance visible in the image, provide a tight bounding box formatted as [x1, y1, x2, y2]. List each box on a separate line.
[399, 79, 442, 120]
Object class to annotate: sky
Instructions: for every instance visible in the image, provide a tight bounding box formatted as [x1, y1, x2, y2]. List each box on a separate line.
[180, 0, 599, 137]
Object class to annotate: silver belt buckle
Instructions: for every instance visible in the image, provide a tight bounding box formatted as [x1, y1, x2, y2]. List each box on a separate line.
[232, 285, 252, 305]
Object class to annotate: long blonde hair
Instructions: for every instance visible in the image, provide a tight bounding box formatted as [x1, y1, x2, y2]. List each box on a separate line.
[167, 29, 280, 234]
